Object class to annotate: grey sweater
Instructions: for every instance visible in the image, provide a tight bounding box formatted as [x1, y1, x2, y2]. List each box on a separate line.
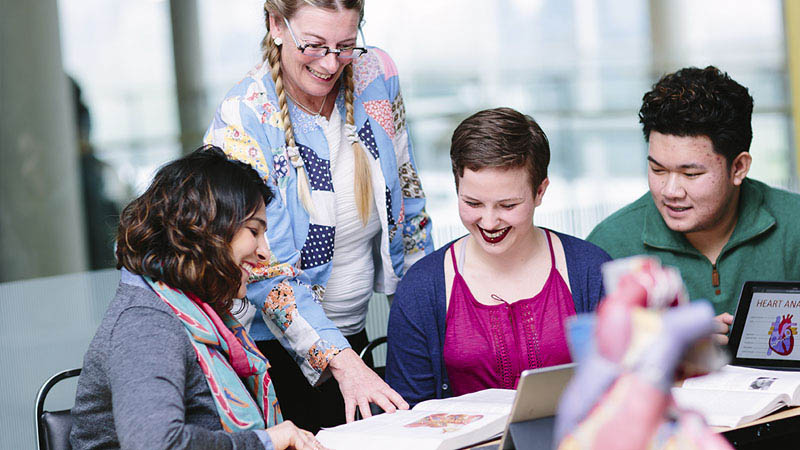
[70, 270, 268, 449]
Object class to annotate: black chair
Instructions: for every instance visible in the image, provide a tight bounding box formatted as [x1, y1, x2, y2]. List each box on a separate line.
[359, 336, 387, 379]
[36, 368, 81, 450]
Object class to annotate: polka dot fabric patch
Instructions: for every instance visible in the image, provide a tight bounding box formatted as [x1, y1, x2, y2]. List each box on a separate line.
[363, 100, 395, 139]
[300, 224, 335, 269]
[385, 187, 396, 241]
[358, 119, 380, 160]
[297, 144, 333, 191]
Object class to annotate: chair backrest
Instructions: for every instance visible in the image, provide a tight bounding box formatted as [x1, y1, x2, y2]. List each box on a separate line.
[359, 336, 387, 379]
[36, 368, 81, 450]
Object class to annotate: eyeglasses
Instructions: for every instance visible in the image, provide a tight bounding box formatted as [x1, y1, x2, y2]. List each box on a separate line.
[282, 17, 368, 59]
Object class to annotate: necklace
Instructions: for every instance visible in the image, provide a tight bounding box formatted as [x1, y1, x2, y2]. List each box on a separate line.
[285, 89, 327, 116]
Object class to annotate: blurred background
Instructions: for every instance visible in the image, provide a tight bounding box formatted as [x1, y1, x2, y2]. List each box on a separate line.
[2, 0, 799, 447]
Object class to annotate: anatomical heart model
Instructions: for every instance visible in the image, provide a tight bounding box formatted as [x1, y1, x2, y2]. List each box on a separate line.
[555, 257, 732, 450]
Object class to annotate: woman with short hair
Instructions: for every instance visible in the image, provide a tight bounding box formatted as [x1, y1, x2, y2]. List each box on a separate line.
[386, 108, 611, 407]
[205, 0, 432, 431]
[70, 146, 325, 449]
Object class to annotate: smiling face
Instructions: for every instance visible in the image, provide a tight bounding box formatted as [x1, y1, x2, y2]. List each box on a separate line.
[269, 5, 360, 102]
[647, 131, 750, 238]
[229, 202, 269, 299]
[457, 166, 548, 256]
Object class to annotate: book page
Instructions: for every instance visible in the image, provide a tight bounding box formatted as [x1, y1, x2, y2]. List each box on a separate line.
[413, 389, 516, 415]
[681, 365, 800, 399]
[672, 388, 789, 427]
[316, 410, 508, 450]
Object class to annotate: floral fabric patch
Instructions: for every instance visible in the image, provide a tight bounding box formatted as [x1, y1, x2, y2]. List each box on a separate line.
[364, 100, 395, 139]
[264, 281, 298, 331]
[220, 126, 270, 182]
[308, 341, 340, 371]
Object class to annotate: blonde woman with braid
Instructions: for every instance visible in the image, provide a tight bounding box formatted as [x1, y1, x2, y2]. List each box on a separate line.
[205, 0, 433, 433]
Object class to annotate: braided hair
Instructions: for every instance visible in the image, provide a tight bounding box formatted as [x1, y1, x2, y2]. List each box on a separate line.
[262, 0, 372, 224]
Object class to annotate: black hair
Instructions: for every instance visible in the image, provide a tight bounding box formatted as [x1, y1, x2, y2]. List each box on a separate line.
[639, 66, 753, 165]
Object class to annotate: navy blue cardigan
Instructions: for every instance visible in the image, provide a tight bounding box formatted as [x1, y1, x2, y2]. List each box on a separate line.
[385, 230, 611, 407]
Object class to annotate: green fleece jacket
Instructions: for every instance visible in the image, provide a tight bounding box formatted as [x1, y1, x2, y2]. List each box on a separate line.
[587, 178, 800, 314]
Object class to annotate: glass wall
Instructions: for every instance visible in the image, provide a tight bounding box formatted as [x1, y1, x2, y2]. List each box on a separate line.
[56, 0, 793, 249]
[0, 1, 795, 446]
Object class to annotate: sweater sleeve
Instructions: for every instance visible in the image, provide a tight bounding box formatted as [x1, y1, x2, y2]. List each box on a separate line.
[372, 47, 434, 269]
[107, 306, 265, 449]
[205, 88, 350, 385]
[386, 257, 440, 407]
[560, 232, 612, 313]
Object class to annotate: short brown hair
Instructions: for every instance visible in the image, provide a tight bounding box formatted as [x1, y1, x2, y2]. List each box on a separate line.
[450, 107, 550, 193]
[116, 146, 273, 313]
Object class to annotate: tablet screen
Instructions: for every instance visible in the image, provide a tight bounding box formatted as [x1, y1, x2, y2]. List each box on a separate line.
[730, 282, 800, 368]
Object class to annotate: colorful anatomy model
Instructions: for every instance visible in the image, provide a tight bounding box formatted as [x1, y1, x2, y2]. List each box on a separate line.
[555, 258, 732, 450]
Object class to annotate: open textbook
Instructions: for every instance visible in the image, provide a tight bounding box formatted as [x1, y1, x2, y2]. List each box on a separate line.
[672, 365, 800, 427]
[316, 389, 515, 450]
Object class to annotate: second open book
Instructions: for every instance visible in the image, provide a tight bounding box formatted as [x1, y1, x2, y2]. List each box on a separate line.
[672, 365, 800, 427]
[316, 388, 515, 450]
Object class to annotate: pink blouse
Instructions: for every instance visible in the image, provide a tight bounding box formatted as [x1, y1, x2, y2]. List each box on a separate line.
[443, 230, 576, 396]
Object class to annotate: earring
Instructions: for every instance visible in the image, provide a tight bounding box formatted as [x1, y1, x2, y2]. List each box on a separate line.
[273, 36, 283, 46]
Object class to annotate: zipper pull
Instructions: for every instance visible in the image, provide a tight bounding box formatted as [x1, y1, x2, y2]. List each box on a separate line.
[712, 264, 721, 295]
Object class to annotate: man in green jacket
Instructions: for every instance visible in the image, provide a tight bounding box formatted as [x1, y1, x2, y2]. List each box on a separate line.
[587, 66, 800, 338]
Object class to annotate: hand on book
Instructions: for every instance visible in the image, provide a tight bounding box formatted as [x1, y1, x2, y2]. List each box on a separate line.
[329, 348, 410, 422]
[266, 420, 330, 450]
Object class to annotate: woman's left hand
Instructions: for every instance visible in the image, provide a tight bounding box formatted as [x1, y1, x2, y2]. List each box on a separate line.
[328, 348, 409, 422]
[266, 420, 329, 450]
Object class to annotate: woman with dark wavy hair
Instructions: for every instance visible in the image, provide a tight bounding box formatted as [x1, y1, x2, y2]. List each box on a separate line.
[70, 146, 328, 449]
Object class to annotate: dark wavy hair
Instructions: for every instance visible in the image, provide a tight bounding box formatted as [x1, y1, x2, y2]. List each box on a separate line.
[450, 107, 550, 193]
[639, 66, 754, 165]
[116, 145, 273, 313]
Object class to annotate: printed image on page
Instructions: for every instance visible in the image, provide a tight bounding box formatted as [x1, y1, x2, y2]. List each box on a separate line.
[737, 291, 800, 361]
[681, 365, 800, 394]
[405, 413, 483, 433]
[315, 410, 508, 450]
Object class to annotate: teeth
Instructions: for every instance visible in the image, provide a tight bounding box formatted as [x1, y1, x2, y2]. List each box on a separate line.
[483, 228, 507, 238]
[308, 66, 332, 80]
[241, 262, 255, 275]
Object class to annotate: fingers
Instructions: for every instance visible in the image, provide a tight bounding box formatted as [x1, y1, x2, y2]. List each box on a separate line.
[296, 430, 329, 450]
[344, 394, 356, 423]
[267, 421, 330, 450]
[383, 385, 409, 411]
[368, 384, 408, 414]
[716, 312, 734, 325]
[370, 393, 396, 416]
[357, 395, 372, 419]
[713, 313, 732, 335]
[713, 333, 729, 345]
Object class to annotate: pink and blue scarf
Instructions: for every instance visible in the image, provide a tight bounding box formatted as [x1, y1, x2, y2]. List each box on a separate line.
[145, 277, 282, 432]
